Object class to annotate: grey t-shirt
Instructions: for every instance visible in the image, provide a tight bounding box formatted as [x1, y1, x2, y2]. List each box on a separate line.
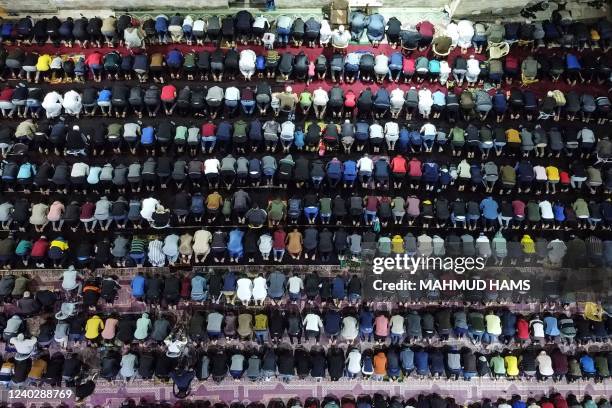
[120, 353, 138, 378]
[230, 354, 245, 372]
[221, 155, 237, 172]
[236, 157, 249, 174]
[262, 156, 277, 172]
[233, 190, 250, 211]
[150, 318, 171, 341]
[207, 312, 223, 332]
[0, 203, 14, 222]
[111, 236, 129, 257]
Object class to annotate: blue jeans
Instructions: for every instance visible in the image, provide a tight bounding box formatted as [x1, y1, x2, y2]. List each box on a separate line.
[304, 206, 319, 223]
[273, 249, 285, 260]
[207, 330, 221, 340]
[390, 333, 403, 344]
[469, 330, 484, 343]
[364, 210, 377, 223]
[360, 327, 373, 342]
[321, 213, 331, 223]
[129, 252, 146, 265]
[483, 333, 499, 344]
[202, 136, 216, 150]
[255, 330, 268, 343]
[241, 100, 255, 115]
[277, 27, 290, 44]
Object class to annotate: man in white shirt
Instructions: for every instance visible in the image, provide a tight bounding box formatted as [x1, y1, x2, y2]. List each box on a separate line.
[252, 16, 269, 45]
[390, 88, 404, 118]
[536, 350, 554, 378]
[374, 53, 389, 83]
[239, 49, 257, 80]
[42, 91, 63, 119]
[62, 90, 82, 118]
[384, 121, 400, 150]
[236, 277, 253, 304]
[345, 348, 361, 377]
[61, 266, 81, 293]
[10, 333, 37, 356]
[140, 197, 160, 222]
[418, 88, 433, 118]
[457, 20, 475, 51]
[341, 315, 359, 342]
[465, 56, 481, 85]
[287, 274, 303, 303]
[357, 154, 374, 188]
[192, 19, 206, 45]
[204, 158, 221, 188]
[252, 274, 267, 305]
[331, 25, 351, 49]
[539, 200, 554, 228]
[302, 312, 323, 342]
[312, 87, 329, 119]
[258, 234, 272, 261]
[224, 86, 240, 116]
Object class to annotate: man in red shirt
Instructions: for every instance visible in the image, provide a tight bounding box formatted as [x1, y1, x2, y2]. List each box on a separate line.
[511, 199, 526, 230]
[31, 236, 49, 268]
[160, 84, 177, 115]
[390, 154, 407, 188]
[0, 87, 15, 118]
[407, 157, 422, 189]
[272, 228, 286, 262]
[85, 51, 104, 82]
[416, 20, 434, 50]
[201, 121, 217, 154]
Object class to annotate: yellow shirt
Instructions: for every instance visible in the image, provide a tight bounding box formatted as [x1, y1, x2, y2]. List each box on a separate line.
[520, 235, 535, 254]
[545, 166, 560, 181]
[391, 235, 404, 254]
[28, 359, 47, 379]
[505, 355, 519, 376]
[506, 129, 521, 144]
[85, 316, 104, 339]
[36, 54, 53, 72]
[50, 239, 69, 251]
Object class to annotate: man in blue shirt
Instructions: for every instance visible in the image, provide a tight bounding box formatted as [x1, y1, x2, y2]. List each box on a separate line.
[414, 349, 429, 377]
[227, 228, 244, 263]
[480, 197, 500, 231]
[359, 307, 374, 342]
[131, 272, 145, 299]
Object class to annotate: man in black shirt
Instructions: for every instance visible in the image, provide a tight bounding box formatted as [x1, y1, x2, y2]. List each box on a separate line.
[209, 347, 228, 383]
[357, 88, 374, 119]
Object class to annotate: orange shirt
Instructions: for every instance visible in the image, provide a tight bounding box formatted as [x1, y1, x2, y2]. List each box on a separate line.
[373, 352, 387, 375]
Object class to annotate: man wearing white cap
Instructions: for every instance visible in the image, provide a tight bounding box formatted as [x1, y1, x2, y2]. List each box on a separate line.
[10, 333, 37, 356]
[276, 86, 298, 119]
[332, 25, 351, 50]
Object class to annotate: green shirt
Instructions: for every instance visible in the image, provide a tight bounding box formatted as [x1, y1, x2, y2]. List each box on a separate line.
[130, 238, 147, 253]
[490, 355, 505, 374]
[175, 126, 187, 141]
[184, 52, 197, 68]
[320, 198, 332, 214]
[299, 91, 312, 107]
[268, 200, 286, 220]
[527, 201, 541, 222]
[233, 120, 248, 138]
[468, 312, 485, 331]
[107, 123, 123, 137]
[572, 199, 589, 217]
